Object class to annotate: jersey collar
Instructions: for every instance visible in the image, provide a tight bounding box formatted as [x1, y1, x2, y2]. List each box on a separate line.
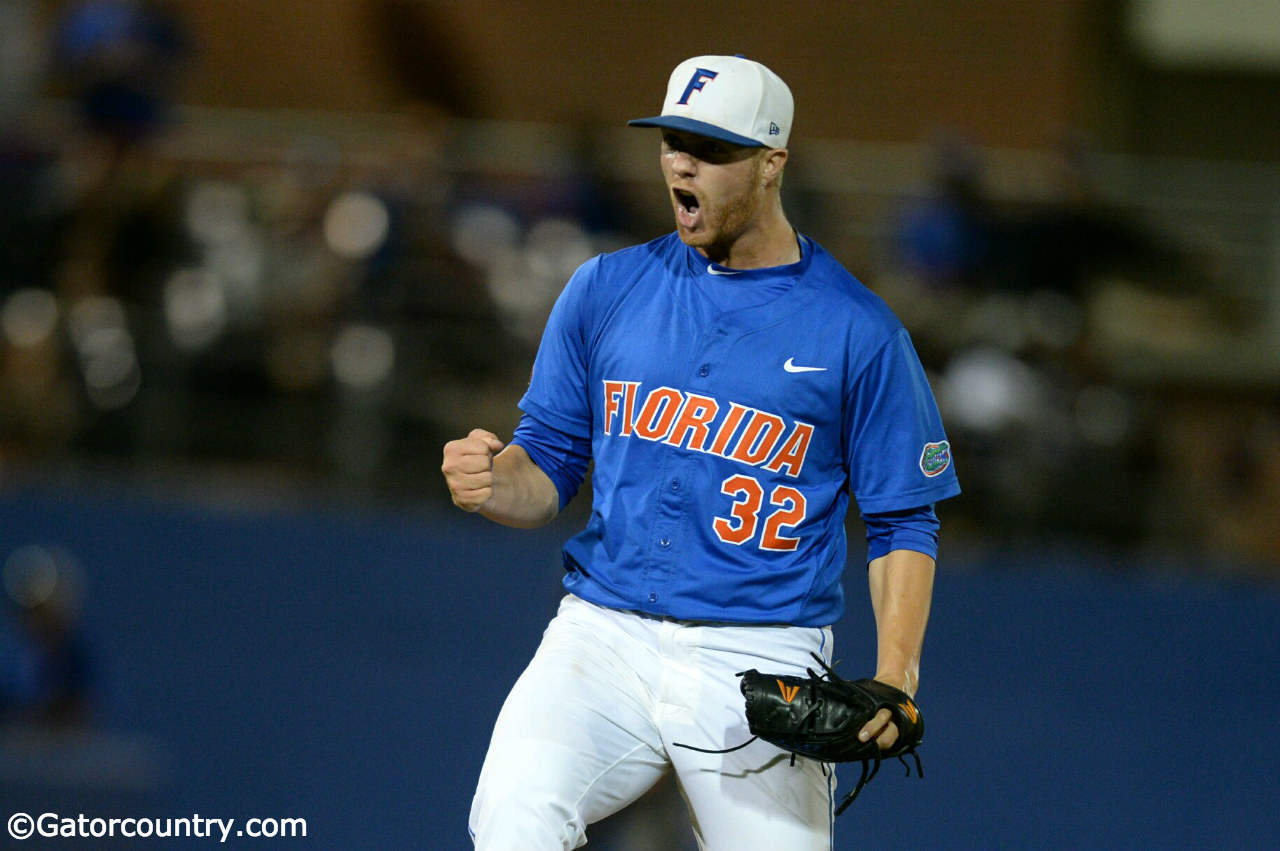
[694, 233, 811, 282]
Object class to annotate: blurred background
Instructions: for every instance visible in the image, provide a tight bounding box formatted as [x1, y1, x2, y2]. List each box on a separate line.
[0, 1, 1277, 848]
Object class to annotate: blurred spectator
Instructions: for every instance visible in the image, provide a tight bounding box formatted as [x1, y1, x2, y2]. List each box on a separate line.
[893, 132, 1208, 302]
[992, 135, 1208, 301]
[53, 0, 190, 145]
[893, 134, 994, 292]
[0, 545, 96, 729]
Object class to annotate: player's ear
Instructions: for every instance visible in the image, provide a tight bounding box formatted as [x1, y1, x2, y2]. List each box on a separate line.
[761, 148, 787, 187]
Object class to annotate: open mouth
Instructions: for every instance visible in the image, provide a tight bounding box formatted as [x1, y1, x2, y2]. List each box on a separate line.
[672, 188, 702, 230]
[673, 188, 699, 213]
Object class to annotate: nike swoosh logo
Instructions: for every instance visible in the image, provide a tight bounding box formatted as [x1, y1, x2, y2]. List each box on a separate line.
[706, 264, 741, 276]
[784, 357, 827, 373]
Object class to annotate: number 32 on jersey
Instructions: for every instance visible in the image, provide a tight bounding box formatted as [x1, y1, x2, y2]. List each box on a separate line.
[713, 474, 807, 551]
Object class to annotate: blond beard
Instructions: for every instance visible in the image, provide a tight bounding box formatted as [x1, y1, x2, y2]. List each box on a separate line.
[683, 155, 768, 262]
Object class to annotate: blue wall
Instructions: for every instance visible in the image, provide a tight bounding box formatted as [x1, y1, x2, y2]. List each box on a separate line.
[2, 485, 1277, 849]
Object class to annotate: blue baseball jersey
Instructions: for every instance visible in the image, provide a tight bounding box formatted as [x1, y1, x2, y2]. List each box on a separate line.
[518, 232, 960, 626]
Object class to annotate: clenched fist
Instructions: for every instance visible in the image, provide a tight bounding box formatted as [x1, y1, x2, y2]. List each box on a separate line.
[441, 428, 505, 512]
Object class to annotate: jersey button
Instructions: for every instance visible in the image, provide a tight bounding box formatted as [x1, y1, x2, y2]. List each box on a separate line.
[648, 593, 658, 603]
[670, 479, 680, 491]
[658, 536, 671, 548]
[697, 364, 710, 377]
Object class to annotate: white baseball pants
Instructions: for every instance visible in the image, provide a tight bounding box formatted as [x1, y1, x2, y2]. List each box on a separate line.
[469, 594, 837, 850]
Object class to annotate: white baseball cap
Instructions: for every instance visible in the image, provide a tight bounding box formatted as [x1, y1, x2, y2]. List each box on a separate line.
[628, 55, 793, 148]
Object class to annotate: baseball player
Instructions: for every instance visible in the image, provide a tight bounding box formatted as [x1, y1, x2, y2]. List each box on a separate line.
[443, 55, 960, 850]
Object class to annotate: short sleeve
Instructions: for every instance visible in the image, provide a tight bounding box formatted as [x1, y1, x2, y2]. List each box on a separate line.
[517, 256, 601, 440]
[846, 329, 960, 513]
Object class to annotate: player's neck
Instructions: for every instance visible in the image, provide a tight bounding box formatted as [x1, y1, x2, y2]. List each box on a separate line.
[700, 208, 799, 270]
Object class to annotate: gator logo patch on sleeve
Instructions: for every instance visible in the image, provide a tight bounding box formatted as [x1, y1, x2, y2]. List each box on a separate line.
[919, 441, 951, 478]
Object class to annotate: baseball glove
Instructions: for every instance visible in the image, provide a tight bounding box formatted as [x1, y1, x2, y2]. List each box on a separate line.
[675, 653, 924, 815]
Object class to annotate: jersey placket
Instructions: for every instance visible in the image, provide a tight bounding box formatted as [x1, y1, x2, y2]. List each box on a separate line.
[639, 324, 735, 608]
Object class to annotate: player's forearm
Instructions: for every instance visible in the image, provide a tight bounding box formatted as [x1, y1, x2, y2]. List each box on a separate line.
[867, 548, 936, 697]
[478, 444, 561, 529]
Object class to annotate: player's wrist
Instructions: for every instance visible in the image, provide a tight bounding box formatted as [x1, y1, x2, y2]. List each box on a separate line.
[872, 669, 917, 696]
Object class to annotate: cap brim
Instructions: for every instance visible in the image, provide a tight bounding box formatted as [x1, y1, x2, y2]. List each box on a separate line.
[627, 115, 765, 148]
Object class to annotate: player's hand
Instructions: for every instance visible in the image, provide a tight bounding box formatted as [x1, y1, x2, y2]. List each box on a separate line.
[856, 675, 910, 750]
[441, 428, 505, 512]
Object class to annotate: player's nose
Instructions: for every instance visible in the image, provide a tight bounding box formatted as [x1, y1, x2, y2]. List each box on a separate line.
[669, 149, 697, 178]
